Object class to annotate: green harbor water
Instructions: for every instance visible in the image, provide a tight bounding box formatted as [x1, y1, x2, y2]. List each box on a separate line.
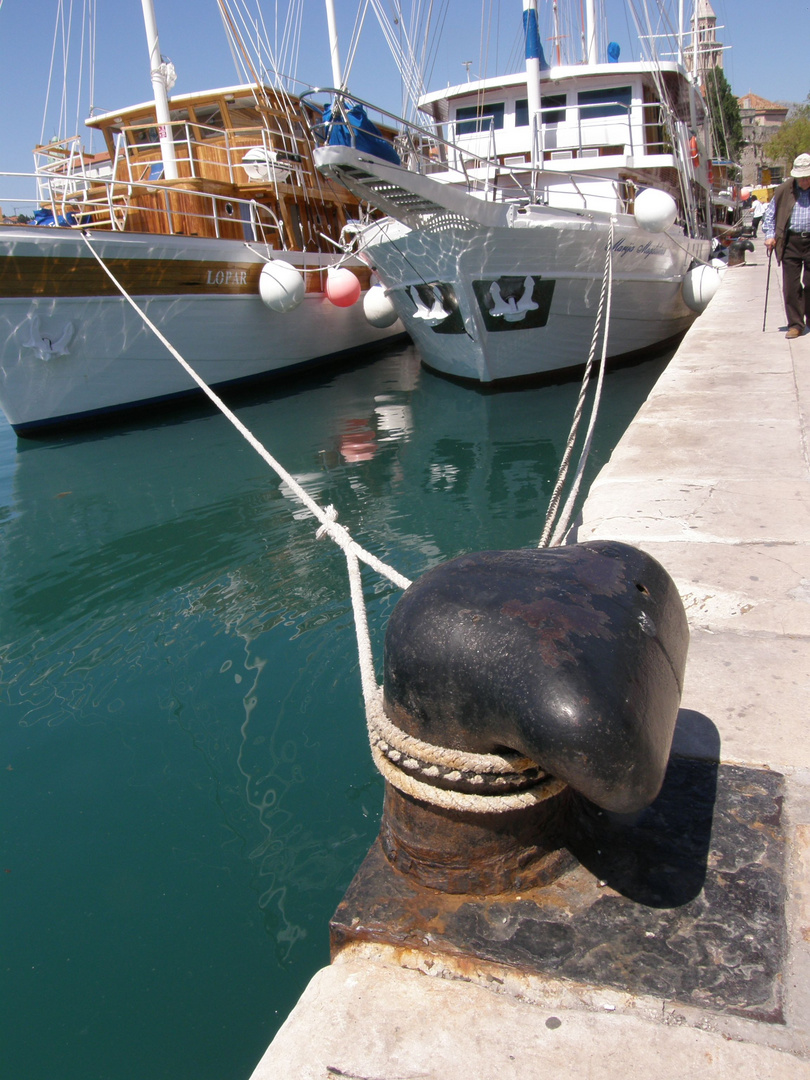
[0, 341, 669, 1079]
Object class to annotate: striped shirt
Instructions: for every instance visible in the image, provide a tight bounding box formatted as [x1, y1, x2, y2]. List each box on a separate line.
[762, 183, 810, 237]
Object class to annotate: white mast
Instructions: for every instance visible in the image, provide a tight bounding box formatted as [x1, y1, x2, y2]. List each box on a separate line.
[324, 0, 343, 89]
[678, 0, 685, 67]
[141, 0, 178, 180]
[523, 0, 542, 166]
[585, 0, 597, 64]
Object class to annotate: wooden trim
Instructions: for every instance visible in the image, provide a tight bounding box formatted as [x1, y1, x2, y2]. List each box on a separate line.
[0, 254, 371, 298]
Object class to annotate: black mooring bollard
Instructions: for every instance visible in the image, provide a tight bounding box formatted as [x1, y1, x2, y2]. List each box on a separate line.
[727, 237, 755, 266]
[379, 541, 689, 894]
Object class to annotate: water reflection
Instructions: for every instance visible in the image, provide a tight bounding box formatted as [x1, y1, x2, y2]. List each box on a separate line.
[0, 340, 670, 1080]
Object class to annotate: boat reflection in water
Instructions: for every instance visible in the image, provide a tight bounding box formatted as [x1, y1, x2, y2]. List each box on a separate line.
[0, 340, 670, 1080]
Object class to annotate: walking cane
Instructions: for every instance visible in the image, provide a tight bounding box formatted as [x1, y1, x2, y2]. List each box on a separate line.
[762, 248, 773, 332]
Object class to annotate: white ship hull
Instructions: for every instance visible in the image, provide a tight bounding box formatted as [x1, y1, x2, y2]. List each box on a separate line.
[355, 214, 706, 384]
[0, 226, 403, 432]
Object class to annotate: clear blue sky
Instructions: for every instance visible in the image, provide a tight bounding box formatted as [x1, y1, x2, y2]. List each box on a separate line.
[1, 1, 807, 209]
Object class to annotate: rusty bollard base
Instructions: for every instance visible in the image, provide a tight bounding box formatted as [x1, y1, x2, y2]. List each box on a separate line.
[331, 759, 788, 1023]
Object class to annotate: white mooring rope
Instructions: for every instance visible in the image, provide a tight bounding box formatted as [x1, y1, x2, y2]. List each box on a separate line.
[79, 229, 614, 812]
[539, 217, 616, 548]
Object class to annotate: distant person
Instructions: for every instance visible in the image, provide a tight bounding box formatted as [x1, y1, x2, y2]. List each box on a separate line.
[763, 153, 810, 339]
[750, 195, 765, 236]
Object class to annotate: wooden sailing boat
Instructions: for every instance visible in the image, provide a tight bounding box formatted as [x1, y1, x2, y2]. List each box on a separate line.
[0, 1, 403, 434]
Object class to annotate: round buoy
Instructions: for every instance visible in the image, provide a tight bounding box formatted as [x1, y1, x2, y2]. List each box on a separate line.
[363, 284, 398, 327]
[740, 186, 753, 201]
[682, 264, 721, 312]
[326, 267, 361, 308]
[634, 188, 678, 233]
[259, 261, 305, 313]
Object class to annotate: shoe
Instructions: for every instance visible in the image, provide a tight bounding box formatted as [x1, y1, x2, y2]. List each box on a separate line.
[786, 327, 802, 339]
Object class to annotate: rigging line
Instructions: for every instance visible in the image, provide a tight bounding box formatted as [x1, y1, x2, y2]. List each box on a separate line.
[626, 1, 694, 229]
[41, 1, 62, 145]
[75, 0, 89, 140]
[217, 0, 272, 108]
[77, 230, 412, 594]
[368, 0, 424, 110]
[419, 0, 451, 114]
[61, 0, 76, 142]
[539, 217, 615, 548]
[87, 0, 98, 148]
[548, 224, 615, 548]
[356, 217, 444, 290]
[218, 2, 245, 79]
[342, 0, 371, 90]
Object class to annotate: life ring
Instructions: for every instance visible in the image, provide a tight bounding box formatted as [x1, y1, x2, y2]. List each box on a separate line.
[690, 136, 700, 167]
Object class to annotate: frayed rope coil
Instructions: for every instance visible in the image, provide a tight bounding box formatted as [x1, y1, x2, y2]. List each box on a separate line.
[365, 690, 566, 813]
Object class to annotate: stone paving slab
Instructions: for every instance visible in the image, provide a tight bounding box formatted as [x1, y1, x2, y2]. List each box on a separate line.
[578, 477, 810, 543]
[674, 632, 810, 769]
[599, 419, 807, 480]
[640, 541, 810, 635]
[251, 951, 810, 1080]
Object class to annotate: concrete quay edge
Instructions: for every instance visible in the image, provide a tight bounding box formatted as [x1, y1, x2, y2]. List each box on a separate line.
[248, 251, 810, 1079]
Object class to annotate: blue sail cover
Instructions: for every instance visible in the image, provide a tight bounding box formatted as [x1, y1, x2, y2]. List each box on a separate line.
[32, 207, 81, 227]
[323, 101, 400, 165]
[523, 7, 549, 69]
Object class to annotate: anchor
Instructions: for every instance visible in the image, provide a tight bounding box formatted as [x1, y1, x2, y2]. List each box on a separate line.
[406, 284, 451, 325]
[488, 275, 539, 322]
[22, 315, 75, 360]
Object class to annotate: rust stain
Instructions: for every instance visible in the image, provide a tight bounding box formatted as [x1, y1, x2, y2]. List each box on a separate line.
[501, 597, 613, 668]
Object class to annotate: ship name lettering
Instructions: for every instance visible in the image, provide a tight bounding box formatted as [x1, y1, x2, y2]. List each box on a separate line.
[206, 269, 248, 286]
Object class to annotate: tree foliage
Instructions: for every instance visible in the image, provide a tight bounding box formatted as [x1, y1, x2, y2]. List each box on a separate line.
[765, 94, 810, 166]
[704, 68, 743, 160]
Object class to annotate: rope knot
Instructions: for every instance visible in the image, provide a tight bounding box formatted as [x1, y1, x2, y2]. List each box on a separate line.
[316, 504, 339, 540]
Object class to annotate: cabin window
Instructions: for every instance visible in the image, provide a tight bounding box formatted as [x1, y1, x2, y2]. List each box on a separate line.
[193, 104, 225, 137]
[577, 86, 632, 120]
[515, 95, 566, 126]
[131, 126, 159, 146]
[455, 102, 505, 135]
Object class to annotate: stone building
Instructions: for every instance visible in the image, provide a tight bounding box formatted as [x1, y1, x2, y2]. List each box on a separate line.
[737, 93, 790, 188]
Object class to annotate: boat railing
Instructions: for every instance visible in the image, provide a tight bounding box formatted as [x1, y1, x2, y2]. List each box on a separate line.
[303, 88, 538, 202]
[442, 97, 648, 167]
[33, 138, 114, 203]
[110, 119, 313, 192]
[5, 166, 287, 246]
[304, 88, 674, 220]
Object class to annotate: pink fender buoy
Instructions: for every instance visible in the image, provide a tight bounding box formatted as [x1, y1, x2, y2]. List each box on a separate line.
[326, 267, 361, 307]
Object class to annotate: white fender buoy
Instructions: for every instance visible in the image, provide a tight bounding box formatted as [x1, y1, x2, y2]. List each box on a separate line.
[634, 188, 678, 233]
[363, 284, 399, 328]
[326, 267, 361, 308]
[259, 261, 305, 313]
[682, 264, 721, 312]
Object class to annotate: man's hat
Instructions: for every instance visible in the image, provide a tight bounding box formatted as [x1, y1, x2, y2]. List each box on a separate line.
[791, 153, 810, 178]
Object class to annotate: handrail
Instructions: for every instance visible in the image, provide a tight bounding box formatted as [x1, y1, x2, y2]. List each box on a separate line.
[2, 168, 286, 245]
[304, 88, 672, 220]
[33, 120, 313, 200]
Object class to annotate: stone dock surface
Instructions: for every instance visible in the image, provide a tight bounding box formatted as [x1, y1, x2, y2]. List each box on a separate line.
[249, 251, 810, 1079]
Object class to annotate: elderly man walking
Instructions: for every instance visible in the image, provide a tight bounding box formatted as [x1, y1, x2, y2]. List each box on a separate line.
[763, 153, 810, 339]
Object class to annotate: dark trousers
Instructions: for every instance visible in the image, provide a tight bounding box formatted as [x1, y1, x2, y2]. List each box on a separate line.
[782, 231, 810, 330]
